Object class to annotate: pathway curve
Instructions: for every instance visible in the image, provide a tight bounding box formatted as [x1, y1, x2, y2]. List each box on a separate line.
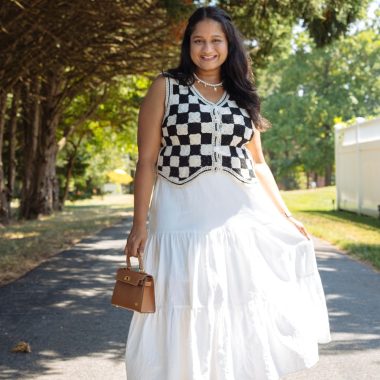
[0, 219, 379, 379]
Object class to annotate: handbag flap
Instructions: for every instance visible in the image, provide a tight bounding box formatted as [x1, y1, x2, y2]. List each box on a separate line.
[115, 267, 153, 286]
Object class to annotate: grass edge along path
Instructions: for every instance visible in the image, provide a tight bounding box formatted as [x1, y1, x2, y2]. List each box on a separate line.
[1, 187, 379, 287]
[282, 186, 380, 271]
[0, 195, 133, 286]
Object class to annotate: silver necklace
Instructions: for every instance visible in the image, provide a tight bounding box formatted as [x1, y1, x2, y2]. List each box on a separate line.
[194, 73, 223, 92]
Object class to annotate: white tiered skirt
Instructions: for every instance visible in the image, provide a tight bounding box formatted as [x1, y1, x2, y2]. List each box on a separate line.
[125, 171, 331, 380]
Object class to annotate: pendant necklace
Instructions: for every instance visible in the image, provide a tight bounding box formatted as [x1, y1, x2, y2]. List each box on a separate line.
[194, 73, 223, 92]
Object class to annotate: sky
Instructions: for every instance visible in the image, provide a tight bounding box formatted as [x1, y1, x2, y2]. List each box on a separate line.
[348, 0, 380, 34]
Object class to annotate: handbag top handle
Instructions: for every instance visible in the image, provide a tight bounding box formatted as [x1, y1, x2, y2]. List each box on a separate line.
[127, 251, 144, 272]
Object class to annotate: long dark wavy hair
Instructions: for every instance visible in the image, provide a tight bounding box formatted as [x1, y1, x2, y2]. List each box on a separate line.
[165, 6, 271, 131]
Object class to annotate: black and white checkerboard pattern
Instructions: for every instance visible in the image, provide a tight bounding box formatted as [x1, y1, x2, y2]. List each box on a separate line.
[157, 77, 256, 185]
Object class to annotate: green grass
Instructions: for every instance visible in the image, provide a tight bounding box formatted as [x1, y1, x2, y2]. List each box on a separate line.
[0, 195, 133, 285]
[2, 187, 379, 286]
[282, 186, 380, 270]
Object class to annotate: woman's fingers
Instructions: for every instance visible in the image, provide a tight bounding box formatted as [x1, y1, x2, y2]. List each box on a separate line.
[137, 247, 143, 256]
[124, 238, 136, 258]
[125, 236, 147, 258]
[124, 241, 129, 255]
[129, 241, 140, 257]
[298, 224, 311, 240]
[288, 217, 311, 240]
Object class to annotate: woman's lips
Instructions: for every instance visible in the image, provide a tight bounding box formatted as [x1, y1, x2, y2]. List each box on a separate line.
[201, 55, 217, 61]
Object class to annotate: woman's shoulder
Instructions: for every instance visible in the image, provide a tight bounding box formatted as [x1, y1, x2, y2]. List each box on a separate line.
[152, 72, 167, 86]
[147, 73, 167, 96]
[154, 71, 175, 82]
[141, 74, 167, 109]
[147, 71, 189, 104]
[161, 70, 190, 86]
[149, 72, 179, 92]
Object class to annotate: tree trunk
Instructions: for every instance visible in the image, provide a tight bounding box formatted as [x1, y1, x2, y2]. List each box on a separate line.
[324, 164, 332, 186]
[51, 151, 61, 212]
[305, 171, 310, 189]
[20, 73, 63, 219]
[6, 83, 21, 219]
[26, 111, 59, 218]
[0, 91, 9, 225]
[27, 75, 61, 218]
[62, 153, 76, 205]
[60, 133, 86, 206]
[19, 77, 41, 219]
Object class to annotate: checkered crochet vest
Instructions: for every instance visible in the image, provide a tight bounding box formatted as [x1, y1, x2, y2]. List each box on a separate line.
[157, 76, 256, 185]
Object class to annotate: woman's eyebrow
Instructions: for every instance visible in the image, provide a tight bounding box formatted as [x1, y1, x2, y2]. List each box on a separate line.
[191, 34, 224, 38]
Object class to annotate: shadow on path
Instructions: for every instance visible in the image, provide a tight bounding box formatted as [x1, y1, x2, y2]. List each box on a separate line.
[0, 218, 134, 379]
[285, 238, 380, 380]
[316, 242, 380, 353]
[1, 223, 380, 379]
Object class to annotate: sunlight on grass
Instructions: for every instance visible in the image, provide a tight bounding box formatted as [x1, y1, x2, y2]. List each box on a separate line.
[3, 231, 40, 239]
[282, 186, 380, 270]
[0, 195, 133, 285]
[2, 189, 379, 285]
[281, 186, 337, 211]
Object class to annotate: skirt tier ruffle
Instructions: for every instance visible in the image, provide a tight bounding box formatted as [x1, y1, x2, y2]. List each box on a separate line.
[126, 171, 331, 380]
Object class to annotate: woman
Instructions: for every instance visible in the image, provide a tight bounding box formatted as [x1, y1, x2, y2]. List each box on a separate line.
[125, 6, 331, 380]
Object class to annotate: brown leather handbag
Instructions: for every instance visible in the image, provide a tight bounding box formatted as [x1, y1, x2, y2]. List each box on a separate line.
[111, 253, 156, 313]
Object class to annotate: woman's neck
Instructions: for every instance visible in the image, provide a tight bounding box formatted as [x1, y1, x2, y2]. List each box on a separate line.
[194, 69, 222, 84]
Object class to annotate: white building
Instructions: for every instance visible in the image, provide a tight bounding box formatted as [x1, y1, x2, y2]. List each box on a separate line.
[334, 117, 380, 217]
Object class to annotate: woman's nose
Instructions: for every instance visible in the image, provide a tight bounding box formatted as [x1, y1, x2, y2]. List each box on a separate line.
[201, 41, 213, 53]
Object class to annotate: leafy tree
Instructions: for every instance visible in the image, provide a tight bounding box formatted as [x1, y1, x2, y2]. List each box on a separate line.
[219, 0, 370, 68]
[0, 0, 190, 222]
[259, 22, 380, 188]
[0, 0, 371, 222]
[57, 76, 150, 203]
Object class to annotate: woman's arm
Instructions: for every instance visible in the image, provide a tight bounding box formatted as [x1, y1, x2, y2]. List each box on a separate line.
[125, 76, 166, 258]
[245, 125, 310, 240]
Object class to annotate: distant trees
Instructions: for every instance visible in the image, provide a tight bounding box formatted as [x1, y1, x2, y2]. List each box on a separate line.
[221, 0, 370, 67]
[0, 0, 189, 223]
[0, 0, 372, 224]
[56, 76, 149, 205]
[259, 24, 380, 188]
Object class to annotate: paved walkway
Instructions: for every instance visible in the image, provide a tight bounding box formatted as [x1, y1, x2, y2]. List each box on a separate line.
[0, 218, 379, 379]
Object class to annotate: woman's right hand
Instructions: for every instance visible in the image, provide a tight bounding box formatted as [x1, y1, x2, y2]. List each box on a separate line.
[124, 223, 148, 259]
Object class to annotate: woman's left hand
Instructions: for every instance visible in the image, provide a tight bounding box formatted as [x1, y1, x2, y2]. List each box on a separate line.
[287, 216, 311, 240]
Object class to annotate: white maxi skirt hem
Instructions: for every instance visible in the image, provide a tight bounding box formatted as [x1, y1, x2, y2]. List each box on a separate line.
[125, 170, 331, 380]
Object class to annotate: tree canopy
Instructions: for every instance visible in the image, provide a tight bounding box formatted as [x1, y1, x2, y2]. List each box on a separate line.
[220, 0, 370, 67]
[259, 21, 380, 188]
[0, 0, 373, 224]
[0, 0, 191, 222]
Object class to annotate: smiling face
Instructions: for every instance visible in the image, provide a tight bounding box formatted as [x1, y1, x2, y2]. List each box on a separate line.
[190, 18, 228, 75]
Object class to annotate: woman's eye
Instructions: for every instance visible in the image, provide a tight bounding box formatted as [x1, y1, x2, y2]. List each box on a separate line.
[192, 39, 223, 44]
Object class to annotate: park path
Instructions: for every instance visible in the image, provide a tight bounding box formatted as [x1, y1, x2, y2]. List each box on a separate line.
[0, 217, 379, 380]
